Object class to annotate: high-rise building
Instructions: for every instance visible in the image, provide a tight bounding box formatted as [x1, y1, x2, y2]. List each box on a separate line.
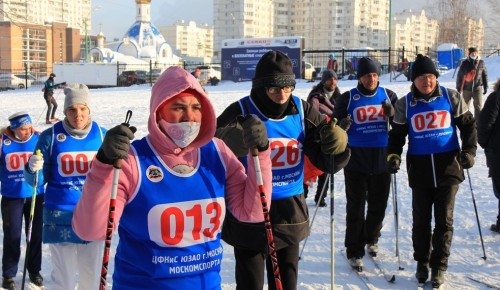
[0, 0, 93, 74]
[213, 0, 391, 60]
[213, 0, 274, 60]
[391, 9, 439, 53]
[158, 20, 214, 63]
[0, 0, 92, 34]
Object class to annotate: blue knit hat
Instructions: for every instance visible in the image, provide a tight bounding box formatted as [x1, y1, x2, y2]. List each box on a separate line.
[9, 112, 32, 130]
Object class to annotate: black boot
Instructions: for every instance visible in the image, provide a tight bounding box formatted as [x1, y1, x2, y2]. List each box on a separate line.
[314, 195, 327, 207]
[29, 272, 44, 287]
[2, 277, 15, 290]
[431, 268, 445, 288]
[491, 223, 500, 233]
[415, 262, 429, 283]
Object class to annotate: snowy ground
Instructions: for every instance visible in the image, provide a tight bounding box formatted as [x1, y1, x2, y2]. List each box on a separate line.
[1, 56, 500, 289]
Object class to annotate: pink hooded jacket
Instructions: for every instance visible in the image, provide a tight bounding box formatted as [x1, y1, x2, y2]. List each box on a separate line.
[72, 66, 272, 240]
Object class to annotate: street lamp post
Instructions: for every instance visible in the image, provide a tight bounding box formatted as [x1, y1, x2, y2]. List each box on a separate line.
[85, 19, 89, 62]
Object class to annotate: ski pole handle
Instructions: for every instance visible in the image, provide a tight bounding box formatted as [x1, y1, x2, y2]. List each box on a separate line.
[113, 110, 133, 170]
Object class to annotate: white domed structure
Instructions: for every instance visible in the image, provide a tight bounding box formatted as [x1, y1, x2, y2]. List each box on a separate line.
[114, 0, 179, 64]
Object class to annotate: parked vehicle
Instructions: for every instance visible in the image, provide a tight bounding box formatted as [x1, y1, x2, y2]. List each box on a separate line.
[303, 62, 315, 81]
[196, 65, 221, 84]
[0, 73, 36, 90]
[150, 68, 163, 82]
[117, 70, 147, 86]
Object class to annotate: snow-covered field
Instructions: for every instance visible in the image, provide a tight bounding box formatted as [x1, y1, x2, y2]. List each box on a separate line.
[2, 56, 500, 289]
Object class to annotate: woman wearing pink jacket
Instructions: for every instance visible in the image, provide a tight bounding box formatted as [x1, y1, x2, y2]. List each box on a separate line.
[72, 66, 272, 289]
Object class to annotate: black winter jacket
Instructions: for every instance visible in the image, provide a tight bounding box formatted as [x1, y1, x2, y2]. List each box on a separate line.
[333, 82, 398, 174]
[456, 57, 488, 92]
[388, 83, 477, 188]
[478, 79, 500, 177]
[216, 93, 350, 251]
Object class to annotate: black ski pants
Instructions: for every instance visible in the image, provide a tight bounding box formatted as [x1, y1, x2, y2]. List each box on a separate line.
[234, 243, 299, 290]
[344, 169, 391, 259]
[493, 176, 500, 226]
[411, 185, 458, 271]
[1, 195, 44, 278]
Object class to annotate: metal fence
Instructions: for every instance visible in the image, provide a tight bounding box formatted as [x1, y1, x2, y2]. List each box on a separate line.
[303, 47, 500, 82]
[2, 48, 499, 91]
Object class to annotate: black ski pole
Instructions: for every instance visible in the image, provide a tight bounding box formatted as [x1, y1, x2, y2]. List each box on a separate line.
[329, 154, 335, 289]
[467, 169, 487, 260]
[299, 173, 331, 260]
[392, 173, 404, 270]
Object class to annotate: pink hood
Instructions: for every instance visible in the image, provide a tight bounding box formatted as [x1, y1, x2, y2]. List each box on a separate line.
[148, 66, 216, 154]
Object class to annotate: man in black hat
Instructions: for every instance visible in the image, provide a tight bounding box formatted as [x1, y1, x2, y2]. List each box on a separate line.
[456, 47, 488, 119]
[216, 50, 350, 290]
[388, 54, 477, 288]
[332, 57, 398, 271]
[303, 69, 341, 206]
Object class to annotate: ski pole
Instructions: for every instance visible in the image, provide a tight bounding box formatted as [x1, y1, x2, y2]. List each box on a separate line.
[100, 110, 133, 290]
[329, 154, 335, 289]
[391, 173, 404, 270]
[298, 173, 331, 260]
[21, 149, 41, 290]
[466, 169, 487, 260]
[251, 147, 283, 290]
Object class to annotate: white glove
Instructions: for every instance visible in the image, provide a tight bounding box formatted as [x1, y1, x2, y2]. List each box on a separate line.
[28, 154, 44, 172]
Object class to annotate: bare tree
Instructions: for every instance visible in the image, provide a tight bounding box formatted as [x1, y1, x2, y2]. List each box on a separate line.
[0, 0, 27, 25]
[426, 0, 480, 49]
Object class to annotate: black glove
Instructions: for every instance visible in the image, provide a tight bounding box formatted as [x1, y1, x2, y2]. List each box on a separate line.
[96, 124, 136, 165]
[381, 101, 395, 117]
[387, 154, 401, 174]
[484, 87, 487, 95]
[320, 118, 348, 155]
[215, 123, 247, 157]
[338, 115, 353, 131]
[240, 115, 268, 151]
[460, 152, 475, 169]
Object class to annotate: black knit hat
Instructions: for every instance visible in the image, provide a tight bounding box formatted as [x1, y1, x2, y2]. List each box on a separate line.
[321, 69, 338, 83]
[357, 57, 379, 79]
[468, 47, 478, 54]
[411, 54, 439, 82]
[252, 51, 296, 89]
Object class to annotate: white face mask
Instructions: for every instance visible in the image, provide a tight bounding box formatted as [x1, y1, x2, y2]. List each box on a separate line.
[470, 55, 478, 60]
[159, 120, 201, 148]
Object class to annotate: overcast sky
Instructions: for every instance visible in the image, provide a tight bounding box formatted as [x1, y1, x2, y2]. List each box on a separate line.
[92, 0, 426, 41]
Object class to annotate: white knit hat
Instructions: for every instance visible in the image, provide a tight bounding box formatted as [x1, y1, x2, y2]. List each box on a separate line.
[64, 83, 90, 113]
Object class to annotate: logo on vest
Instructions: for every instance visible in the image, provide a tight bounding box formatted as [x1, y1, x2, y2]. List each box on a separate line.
[146, 165, 164, 182]
[3, 139, 11, 146]
[56, 133, 66, 142]
[353, 94, 361, 101]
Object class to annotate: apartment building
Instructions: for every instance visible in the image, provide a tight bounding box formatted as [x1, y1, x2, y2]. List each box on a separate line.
[391, 9, 439, 53]
[213, 0, 274, 60]
[213, 0, 390, 59]
[158, 20, 214, 62]
[0, 0, 92, 35]
[0, 0, 92, 74]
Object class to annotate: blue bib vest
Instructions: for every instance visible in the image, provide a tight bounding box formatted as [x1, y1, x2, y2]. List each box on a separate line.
[406, 86, 460, 155]
[346, 87, 390, 147]
[45, 121, 104, 210]
[239, 95, 305, 200]
[113, 137, 226, 290]
[1, 132, 44, 198]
